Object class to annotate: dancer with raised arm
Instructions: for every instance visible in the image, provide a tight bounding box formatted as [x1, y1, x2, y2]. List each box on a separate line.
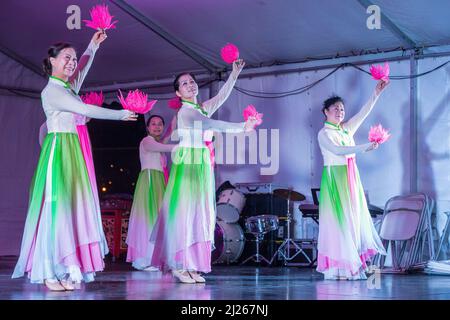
[317, 79, 389, 280]
[150, 60, 258, 283]
[12, 31, 137, 291]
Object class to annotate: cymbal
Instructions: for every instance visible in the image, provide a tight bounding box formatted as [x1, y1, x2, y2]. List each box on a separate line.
[273, 189, 305, 202]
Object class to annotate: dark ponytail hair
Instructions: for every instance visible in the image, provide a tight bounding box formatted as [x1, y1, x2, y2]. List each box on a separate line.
[42, 43, 75, 76]
[173, 72, 197, 92]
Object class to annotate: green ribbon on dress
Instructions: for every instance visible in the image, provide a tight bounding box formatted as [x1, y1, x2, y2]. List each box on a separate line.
[181, 100, 208, 116]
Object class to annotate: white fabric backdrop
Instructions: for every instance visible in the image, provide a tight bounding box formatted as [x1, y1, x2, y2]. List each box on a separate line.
[1, 53, 450, 256]
[215, 58, 448, 245]
[0, 50, 46, 255]
[417, 57, 450, 258]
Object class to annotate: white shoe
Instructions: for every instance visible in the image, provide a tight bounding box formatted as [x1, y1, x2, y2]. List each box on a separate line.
[44, 279, 65, 291]
[143, 266, 159, 272]
[172, 270, 196, 284]
[60, 280, 75, 291]
[188, 271, 206, 283]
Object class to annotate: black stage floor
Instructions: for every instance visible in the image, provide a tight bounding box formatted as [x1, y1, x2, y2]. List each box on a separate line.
[1, 256, 450, 300]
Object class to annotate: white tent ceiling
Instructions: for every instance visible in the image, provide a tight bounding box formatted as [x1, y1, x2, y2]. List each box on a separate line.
[1, 0, 450, 89]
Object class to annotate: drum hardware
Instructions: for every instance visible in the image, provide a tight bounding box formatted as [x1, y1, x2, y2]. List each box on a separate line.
[216, 188, 246, 223]
[241, 215, 279, 265]
[284, 239, 318, 267]
[270, 188, 311, 265]
[275, 216, 294, 239]
[235, 183, 281, 194]
[212, 221, 245, 264]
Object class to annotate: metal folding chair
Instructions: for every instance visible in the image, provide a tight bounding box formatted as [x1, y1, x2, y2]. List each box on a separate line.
[375, 193, 435, 273]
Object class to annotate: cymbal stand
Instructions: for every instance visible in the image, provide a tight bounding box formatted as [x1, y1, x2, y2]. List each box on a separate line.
[270, 190, 311, 265]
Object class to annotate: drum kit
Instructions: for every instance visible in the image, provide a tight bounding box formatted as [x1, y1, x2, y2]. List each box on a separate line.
[213, 185, 309, 266]
[240, 214, 279, 264]
[212, 188, 246, 264]
[211, 220, 245, 264]
[216, 188, 246, 223]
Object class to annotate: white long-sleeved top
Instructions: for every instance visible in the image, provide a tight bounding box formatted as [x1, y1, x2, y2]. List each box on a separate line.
[176, 73, 245, 148]
[318, 92, 380, 166]
[139, 136, 176, 172]
[38, 122, 48, 146]
[41, 41, 129, 133]
[72, 41, 100, 126]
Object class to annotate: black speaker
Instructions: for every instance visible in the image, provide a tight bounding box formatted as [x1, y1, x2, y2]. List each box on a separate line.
[241, 193, 288, 217]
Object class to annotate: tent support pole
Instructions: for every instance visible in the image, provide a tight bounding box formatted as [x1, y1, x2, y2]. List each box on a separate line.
[410, 50, 419, 193]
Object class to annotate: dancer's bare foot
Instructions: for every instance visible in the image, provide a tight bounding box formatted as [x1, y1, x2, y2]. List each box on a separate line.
[44, 279, 65, 291]
[188, 271, 206, 283]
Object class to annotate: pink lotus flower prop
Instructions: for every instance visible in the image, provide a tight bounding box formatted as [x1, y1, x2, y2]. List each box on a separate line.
[167, 96, 182, 110]
[81, 91, 104, 107]
[118, 89, 157, 114]
[83, 4, 118, 31]
[370, 62, 390, 81]
[221, 43, 240, 64]
[368, 124, 391, 144]
[243, 104, 263, 127]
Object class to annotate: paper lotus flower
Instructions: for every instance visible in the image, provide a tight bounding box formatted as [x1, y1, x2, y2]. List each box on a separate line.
[80, 91, 104, 107]
[221, 43, 240, 64]
[243, 104, 263, 127]
[167, 96, 182, 110]
[117, 89, 157, 114]
[370, 62, 390, 81]
[368, 124, 391, 144]
[83, 4, 118, 31]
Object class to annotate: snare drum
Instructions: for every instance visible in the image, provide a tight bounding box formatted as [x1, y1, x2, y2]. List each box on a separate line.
[245, 215, 279, 234]
[216, 189, 246, 223]
[212, 221, 245, 264]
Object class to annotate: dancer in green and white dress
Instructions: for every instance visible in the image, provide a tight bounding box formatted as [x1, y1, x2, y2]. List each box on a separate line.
[150, 60, 258, 283]
[12, 31, 137, 291]
[316, 79, 389, 280]
[126, 114, 177, 271]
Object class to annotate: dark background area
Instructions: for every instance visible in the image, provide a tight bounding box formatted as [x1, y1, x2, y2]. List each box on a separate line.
[89, 101, 147, 198]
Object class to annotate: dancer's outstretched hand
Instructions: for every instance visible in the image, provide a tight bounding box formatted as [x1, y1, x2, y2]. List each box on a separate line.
[366, 141, 379, 151]
[92, 30, 108, 46]
[244, 116, 258, 132]
[122, 110, 138, 121]
[232, 59, 245, 76]
[375, 79, 389, 95]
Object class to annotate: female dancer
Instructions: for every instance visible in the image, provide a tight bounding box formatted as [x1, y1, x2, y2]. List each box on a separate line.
[12, 31, 137, 291]
[150, 60, 258, 283]
[316, 79, 389, 280]
[39, 65, 107, 260]
[126, 114, 177, 271]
